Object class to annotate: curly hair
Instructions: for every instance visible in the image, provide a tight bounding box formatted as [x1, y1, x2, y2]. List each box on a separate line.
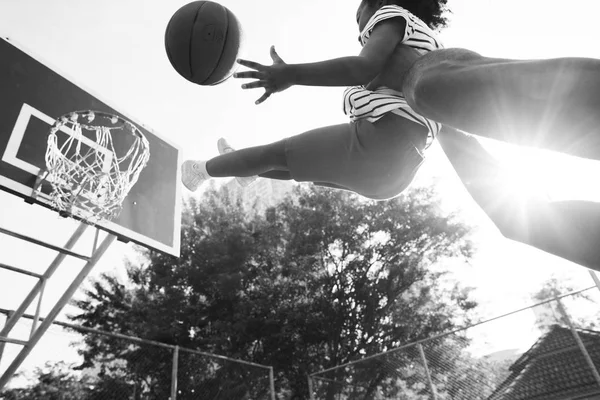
[365, 0, 450, 31]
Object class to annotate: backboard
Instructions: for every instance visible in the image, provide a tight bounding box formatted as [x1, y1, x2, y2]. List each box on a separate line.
[0, 37, 181, 257]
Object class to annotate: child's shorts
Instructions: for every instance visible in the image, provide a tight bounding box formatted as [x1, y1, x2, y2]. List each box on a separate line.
[284, 114, 427, 200]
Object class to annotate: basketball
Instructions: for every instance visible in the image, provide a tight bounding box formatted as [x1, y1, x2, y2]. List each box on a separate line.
[165, 1, 242, 86]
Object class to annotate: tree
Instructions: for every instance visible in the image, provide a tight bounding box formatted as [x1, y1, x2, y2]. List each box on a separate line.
[531, 276, 598, 331]
[69, 184, 480, 399]
[0, 362, 94, 400]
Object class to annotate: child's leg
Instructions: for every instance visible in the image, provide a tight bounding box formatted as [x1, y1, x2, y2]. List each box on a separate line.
[438, 126, 600, 271]
[208, 124, 358, 183]
[184, 115, 425, 198]
[182, 139, 288, 191]
[217, 138, 257, 187]
[206, 140, 288, 177]
[256, 171, 358, 195]
[404, 49, 600, 160]
[284, 115, 426, 199]
[207, 141, 349, 184]
[256, 171, 358, 194]
[259, 170, 293, 180]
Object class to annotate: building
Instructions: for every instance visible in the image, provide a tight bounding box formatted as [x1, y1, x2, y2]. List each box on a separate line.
[488, 325, 600, 400]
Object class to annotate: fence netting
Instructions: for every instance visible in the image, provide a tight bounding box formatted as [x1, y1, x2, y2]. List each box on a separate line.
[310, 287, 600, 400]
[177, 349, 272, 399]
[0, 311, 274, 400]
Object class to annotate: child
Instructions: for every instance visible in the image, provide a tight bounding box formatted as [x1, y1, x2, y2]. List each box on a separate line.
[182, 0, 448, 200]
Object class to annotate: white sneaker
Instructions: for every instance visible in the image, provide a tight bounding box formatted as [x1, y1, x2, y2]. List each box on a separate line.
[217, 138, 257, 187]
[181, 160, 209, 192]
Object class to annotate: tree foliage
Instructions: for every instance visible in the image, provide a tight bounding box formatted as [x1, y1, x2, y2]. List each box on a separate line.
[66, 185, 480, 399]
[0, 362, 94, 400]
[531, 276, 598, 331]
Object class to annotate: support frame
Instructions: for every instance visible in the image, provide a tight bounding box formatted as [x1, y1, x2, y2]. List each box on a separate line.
[0, 222, 115, 391]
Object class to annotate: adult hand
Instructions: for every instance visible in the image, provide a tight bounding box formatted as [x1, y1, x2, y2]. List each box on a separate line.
[234, 46, 294, 105]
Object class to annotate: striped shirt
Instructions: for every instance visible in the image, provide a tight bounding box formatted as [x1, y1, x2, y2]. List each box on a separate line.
[343, 5, 443, 147]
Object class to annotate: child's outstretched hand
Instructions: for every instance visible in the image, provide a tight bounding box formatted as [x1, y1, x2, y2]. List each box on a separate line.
[234, 46, 293, 105]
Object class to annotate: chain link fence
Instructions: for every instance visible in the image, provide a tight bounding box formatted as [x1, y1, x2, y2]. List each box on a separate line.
[309, 286, 600, 400]
[0, 309, 275, 400]
[2, 286, 600, 400]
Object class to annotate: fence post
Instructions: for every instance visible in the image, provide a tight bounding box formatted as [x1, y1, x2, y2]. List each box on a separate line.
[417, 343, 438, 400]
[307, 375, 315, 400]
[268, 367, 276, 400]
[171, 345, 179, 400]
[555, 297, 600, 387]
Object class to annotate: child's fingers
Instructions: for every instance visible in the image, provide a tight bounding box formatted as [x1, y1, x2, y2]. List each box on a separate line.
[234, 71, 264, 79]
[241, 81, 268, 89]
[270, 46, 284, 63]
[236, 59, 264, 70]
[255, 91, 272, 105]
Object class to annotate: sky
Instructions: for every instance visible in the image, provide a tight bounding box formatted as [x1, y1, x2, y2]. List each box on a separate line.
[1, 0, 600, 384]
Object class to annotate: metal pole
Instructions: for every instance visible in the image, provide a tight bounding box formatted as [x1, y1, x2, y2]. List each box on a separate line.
[0, 233, 115, 391]
[0, 263, 43, 278]
[0, 311, 11, 365]
[171, 345, 179, 400]
[0, 223, 88, 342]
[30, 278, 46, 339]
[178, 347, 272, 370]
[555, 297, 600, 386]
[0, 307, 178, 352]
[308, 375, 315, 400]
[92, 228, 99, 253]
[0, 225, 90, 261]
[589, 271, 600, 294]
[0, 337, 28, 346]
[269, 367, 276, 400]
[417, 343, 438, 400]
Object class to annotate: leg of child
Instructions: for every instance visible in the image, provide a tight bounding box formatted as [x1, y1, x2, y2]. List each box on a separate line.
[404, 49, 600, 160]
[281, 116, 426, 200]
[438, 126, 600, 271]
[256, 171, 358, 195]
[205, 122, 358, 182]
[203, 122, 354, 179]
[182, 127, 338, 192]
[181, 140, 290, 191]
[183, 115, 426, 198]
[258, 170, 292, 180]
[206, 140, 288, 177]
[212, 140, 371, 190]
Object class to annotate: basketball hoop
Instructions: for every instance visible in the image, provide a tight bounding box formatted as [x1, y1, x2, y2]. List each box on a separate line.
[45, 111, 150, 223]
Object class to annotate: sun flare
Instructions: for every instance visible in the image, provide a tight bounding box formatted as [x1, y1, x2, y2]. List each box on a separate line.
[480, 138, 600, 203]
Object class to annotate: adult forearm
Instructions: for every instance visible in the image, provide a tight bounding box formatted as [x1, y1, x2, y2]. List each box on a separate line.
[289, 56, 378, 87]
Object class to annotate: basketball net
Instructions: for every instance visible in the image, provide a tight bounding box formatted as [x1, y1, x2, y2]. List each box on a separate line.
[45, 111, 150, 223]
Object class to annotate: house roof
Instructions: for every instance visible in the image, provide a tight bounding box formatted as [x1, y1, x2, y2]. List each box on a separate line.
[488, 325, 600, 400]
